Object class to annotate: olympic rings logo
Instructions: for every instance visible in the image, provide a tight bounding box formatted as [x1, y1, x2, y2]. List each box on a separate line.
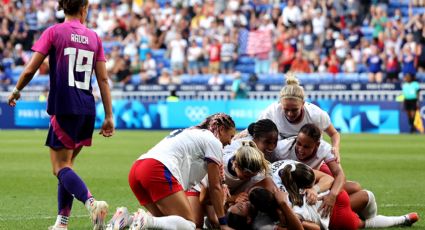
[185, 106, 209, 122]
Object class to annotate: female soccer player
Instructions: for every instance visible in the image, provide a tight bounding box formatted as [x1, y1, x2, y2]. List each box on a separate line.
[271, 160, 419, 229]
[258, 73, 341, 162]
[225, 119, 279, 162]
[127, 113, 236, 230]
[8, 1, 114, 229]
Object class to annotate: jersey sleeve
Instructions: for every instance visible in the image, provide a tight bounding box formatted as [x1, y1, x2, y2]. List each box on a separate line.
[32, 26, 55, 55]
[203, 134, 224, 165]
[319, 140, 336, 163]
[95, 34, 106, 62]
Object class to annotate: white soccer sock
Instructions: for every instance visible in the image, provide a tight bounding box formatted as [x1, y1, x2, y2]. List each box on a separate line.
[365, 215, 406, 228]
[359, 190, 377, 219]
[54, 215, 69, 226]
[149, 215, 196, 230]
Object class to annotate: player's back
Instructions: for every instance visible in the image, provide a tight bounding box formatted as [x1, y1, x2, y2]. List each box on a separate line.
[33, 20, 105, 115]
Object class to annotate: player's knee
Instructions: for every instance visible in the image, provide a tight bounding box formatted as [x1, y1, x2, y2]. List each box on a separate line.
[345, 181, 362, 194]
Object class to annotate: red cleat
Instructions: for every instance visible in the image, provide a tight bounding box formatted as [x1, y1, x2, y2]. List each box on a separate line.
[404, 212, 419, 226]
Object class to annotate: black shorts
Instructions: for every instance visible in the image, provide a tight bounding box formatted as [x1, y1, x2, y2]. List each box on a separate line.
[404, 99, 418, 111]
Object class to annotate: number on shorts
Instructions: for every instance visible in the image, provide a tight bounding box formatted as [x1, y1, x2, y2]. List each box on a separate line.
[64, 47, 94, 90]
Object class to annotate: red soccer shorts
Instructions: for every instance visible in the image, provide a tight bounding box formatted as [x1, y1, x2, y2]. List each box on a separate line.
[128, 158, 183, 205]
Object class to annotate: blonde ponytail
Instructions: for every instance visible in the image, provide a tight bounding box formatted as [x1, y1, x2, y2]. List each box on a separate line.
[279, 72, 305, 101]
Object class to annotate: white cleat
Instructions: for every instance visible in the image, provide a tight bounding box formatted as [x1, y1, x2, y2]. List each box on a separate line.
[129, 209, 151, 230]
[106, 207, 133, 230]
[90, 200, 109, 230]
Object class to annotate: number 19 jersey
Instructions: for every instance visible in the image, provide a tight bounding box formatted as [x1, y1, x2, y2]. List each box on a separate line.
[32, 19, 106, 115]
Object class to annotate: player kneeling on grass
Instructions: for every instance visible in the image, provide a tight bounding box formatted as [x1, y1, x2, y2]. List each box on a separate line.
[7, 0, 115, 229]
[106, 113, 236, 230]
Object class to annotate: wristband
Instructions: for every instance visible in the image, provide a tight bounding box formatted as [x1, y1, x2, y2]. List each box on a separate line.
[12, 87, 20, 95]
[218, 216, 227, 225]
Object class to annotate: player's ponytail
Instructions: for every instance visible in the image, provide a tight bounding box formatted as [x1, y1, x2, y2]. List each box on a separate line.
[279, 72, 305, 101]
[279, 162, 315, 206]
[58, 0, 88, 15]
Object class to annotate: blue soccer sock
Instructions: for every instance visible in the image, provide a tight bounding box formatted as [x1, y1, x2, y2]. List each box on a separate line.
[57, 181, 74, 217]
[57, 167, 92, 205]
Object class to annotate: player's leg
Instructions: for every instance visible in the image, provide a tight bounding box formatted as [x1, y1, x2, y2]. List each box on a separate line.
[48, 115, 106, 229]
[128, 159, 196, 230]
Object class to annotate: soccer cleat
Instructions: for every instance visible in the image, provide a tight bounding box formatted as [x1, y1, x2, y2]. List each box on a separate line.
[48, 225, 68, 230]
[90, 200, 109, 230]
[403, 212, 419, 226]
[129, 208, 151, 230]
[106, 207, 133, 230]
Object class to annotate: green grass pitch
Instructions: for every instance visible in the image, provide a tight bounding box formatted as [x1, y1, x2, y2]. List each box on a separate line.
[0, 130, 424, 229]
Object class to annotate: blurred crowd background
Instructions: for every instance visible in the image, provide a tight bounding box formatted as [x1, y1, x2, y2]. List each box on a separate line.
[1, 0, 425, 88]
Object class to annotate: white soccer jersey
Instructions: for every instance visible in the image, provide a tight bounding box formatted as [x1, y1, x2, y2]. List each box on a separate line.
[259, 102, 331, 139]
[139, 129, 223, 190]
[292, 194, 330, 230]
[222, 136, 266, 194]
[273, 137, 336, 169]
[270, 160, 330, 229]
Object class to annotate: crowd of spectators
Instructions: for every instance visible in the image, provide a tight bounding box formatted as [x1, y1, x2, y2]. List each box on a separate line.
[1, 0, 425, 88]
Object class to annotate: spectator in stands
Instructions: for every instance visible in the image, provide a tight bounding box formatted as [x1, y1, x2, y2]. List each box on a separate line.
[322, 29, 335, 56]
[299, 24, 316, 60]
[187, 40, 203, 75]
[113, 55, 132, 86]
[208, 36, 221, 74]
[400, 44, 417, 78]
[402, 73, 421, 133]
[279, 40, 295, 73]
[366, 46, 384, 83]
[326, 52, 340, 75]
[290, 51, 311, 73]
[385, 47, 400, 83]
[281, 0, 302, 27]
[328, 7, 345, 32]
[220, 34, 236, 74]
[312, 2, 327, 44]
[140, 52, 157, 85]
[13, 43, 29, 67]
[169, 33, 187, 76]
[371, 6, 387, 39]
[343, 53, 357, 73]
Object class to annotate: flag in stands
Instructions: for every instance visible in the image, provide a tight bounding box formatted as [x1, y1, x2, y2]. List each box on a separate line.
[238, 29, 272, 55]
[414, 109, 424, 133]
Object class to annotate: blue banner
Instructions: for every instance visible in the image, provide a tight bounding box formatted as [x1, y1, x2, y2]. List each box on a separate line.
[1, 100, 424, 134]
